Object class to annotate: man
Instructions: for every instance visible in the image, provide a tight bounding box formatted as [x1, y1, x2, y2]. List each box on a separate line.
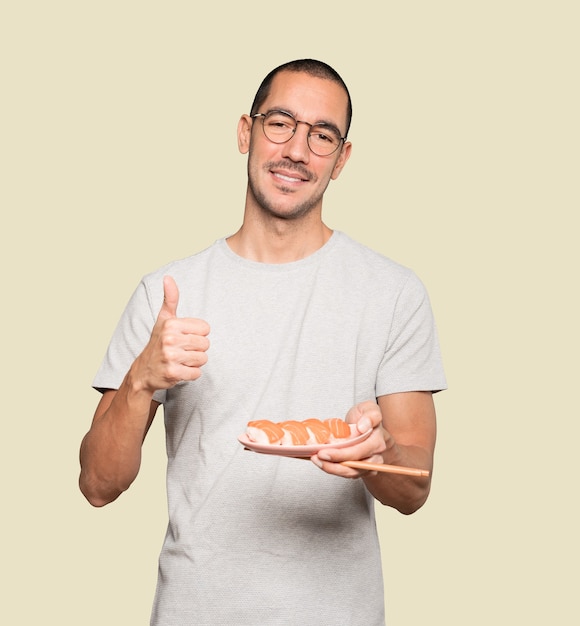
[80, 59, 446, 625]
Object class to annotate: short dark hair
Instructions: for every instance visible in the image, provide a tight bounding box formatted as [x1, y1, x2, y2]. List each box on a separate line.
[249, 59, 353, 139]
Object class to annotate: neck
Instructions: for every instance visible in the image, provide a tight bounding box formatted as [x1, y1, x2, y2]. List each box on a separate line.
[226, 206, 333, 264]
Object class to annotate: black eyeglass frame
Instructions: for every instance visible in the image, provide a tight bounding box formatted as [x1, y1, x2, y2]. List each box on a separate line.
[251, 110, 347, 157]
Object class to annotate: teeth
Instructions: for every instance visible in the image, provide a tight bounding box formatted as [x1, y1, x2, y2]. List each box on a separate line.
[275, 172, 302, 183]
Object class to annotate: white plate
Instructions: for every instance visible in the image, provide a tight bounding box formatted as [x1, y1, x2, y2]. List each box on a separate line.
[238, 424, 372, 458]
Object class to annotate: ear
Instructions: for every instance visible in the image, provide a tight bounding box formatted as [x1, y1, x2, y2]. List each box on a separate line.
[330, 141, 352, 180]
[237, 115, 253, 154]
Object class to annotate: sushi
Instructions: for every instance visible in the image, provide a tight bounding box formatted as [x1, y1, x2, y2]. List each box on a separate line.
[302, 418, 331, 444]
[246, 417, 352, 446]
[324, 418, 352, 441]
[246, 420, 285, 444]
[279, 420, 310, 445]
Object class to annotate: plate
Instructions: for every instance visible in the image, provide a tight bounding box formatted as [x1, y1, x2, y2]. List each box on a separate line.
[238, 424, 372, 458]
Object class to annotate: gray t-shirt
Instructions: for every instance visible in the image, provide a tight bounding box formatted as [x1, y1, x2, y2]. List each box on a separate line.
[93, 231, 447, 625]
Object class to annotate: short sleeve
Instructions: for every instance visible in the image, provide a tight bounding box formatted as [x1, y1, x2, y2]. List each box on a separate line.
[92, 278, 167, 404]
[376, 272, 447, 396]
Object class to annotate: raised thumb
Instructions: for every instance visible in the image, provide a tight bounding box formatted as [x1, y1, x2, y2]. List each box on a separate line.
[158, 275, 179, 319]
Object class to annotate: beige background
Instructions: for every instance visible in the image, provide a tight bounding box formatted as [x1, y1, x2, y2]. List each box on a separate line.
[2, 1, 578, 624]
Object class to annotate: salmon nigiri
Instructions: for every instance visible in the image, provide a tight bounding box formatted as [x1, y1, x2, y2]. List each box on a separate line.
[280, 420, 310, 445]
[324, 418, 352, 441]
[302, 418, 331, 444]
[246, 420, 285, 444]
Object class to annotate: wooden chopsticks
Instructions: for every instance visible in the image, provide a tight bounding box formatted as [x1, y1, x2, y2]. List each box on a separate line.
[287, 454, 430, 477]
[340, 460, 430, 477]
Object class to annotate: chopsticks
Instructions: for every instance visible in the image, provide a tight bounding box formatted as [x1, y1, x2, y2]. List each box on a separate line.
[246, 448, 431, 477]
[340, 460, 430, 477]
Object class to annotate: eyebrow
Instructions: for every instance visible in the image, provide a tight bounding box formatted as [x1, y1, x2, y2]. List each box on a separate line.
[266, 107, 344, 138]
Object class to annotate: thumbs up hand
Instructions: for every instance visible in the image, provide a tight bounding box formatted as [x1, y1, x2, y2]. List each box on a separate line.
[132, 276, 210, 393]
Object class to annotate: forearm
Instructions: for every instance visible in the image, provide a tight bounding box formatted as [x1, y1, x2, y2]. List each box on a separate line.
[313, 395, 437, 514]
[79, 371, 157, 507]
[362, 392, 436, 514]
[363, 443, 433, 514]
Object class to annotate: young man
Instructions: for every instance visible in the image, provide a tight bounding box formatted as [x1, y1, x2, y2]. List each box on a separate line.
[80, 59, 446, 625]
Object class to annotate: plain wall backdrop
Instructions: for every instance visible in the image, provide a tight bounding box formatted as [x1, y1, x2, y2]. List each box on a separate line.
[1, 1, 578, 624]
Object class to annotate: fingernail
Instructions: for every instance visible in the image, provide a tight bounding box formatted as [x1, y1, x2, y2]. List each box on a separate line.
[358, 418, 371, 433]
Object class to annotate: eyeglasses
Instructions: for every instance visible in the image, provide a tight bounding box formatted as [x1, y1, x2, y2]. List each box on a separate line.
[252, 110, 346, 157]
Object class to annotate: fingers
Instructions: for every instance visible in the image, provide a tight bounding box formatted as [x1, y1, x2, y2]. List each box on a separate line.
[311, 453, 382, 479]
[345, 400, 382, 434]
[138, 276, 211, 390]
[147, 324, 209, 387]
[312, 402, 387, 478]
[175, 330, 210, 367]
[156, 316, 210, 368]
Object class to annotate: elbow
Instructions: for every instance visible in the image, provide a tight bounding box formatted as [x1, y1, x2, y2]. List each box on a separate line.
[375, 482, 431, 515]
[83, 491, 119, 508]
[398, 487, 431, 515]
[377, 496, 427, 516]
[84, 495, 111, 508]
[78, 452, 139, 508]
[79, 474, 124, 508]
[395, 497, 427, 516]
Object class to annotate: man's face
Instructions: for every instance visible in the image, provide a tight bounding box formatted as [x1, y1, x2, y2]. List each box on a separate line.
[238, 71, 352, 221]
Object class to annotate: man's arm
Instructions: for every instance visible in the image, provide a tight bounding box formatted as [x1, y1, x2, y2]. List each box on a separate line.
[311, 392, 437, 515]
[79, 388, 160, 507]
[364, 392, 436, 513]
[79, 276, 210, 507]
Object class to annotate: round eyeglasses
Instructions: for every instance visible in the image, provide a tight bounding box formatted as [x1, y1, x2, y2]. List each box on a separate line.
[252, 110, 346, 157]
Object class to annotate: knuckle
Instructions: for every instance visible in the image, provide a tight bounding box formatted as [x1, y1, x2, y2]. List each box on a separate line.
[160, 332, 178, 349]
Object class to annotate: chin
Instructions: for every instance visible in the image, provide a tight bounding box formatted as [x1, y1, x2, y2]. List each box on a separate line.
[264, 202, 319, 222]
[253, 189, 322, 222]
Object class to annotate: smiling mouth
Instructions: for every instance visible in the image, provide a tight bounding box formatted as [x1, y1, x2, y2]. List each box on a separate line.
[267, 161, 312, 185]
[273, 171, 307, 184]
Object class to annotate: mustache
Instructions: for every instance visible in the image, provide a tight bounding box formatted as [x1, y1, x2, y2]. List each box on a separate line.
[265, 160, 315, 182]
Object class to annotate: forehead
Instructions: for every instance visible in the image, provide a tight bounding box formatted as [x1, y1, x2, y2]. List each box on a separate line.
[262, 71, 349, 131]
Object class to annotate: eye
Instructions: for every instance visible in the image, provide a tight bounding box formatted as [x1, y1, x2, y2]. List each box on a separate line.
[271, 120, 291, 129]
[265, 112, 295, 133]
[311, 126, 339, 145]
[313, 131, 333, 144]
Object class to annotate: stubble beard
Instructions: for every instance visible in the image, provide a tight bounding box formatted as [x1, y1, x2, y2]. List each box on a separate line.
[247, 158, 329, 222]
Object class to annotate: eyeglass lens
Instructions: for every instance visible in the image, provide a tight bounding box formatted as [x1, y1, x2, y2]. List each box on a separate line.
[260, 111, 342, 156]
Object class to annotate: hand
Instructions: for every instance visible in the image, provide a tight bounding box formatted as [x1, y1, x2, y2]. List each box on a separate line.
[131, 275, 210, 393]
[311, 401, 390, 478]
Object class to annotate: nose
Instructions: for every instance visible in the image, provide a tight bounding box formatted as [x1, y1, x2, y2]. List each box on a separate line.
[280, 122, 311, 163]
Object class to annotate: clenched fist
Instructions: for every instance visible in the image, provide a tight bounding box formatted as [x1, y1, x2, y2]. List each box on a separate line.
[132, 275, 210, 393]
